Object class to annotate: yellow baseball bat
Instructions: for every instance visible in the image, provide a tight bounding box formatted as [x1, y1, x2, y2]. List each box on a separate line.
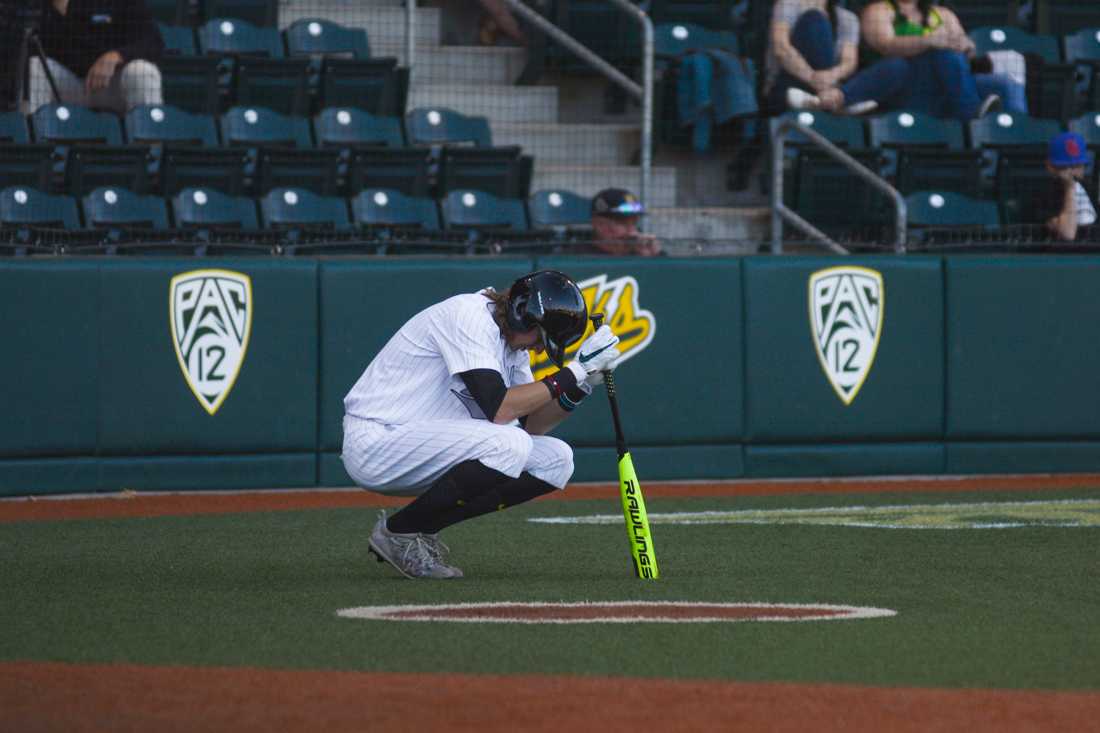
[591, 314, 659, 580]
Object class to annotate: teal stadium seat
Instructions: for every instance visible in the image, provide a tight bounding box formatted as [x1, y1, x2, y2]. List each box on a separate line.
[220, 106, 312, 148]
[82, 187, 170, 230]
[648, 0, 738, 29]
[318, 58, 408, 117]
[0, 111, 29, 143]
[868, 110, 982, 194]
[350, 189, 441, 232]
[313, 107, 404, 149]
[970, 26, 1061, 63]
[969, 26, 1074, 119]
[198, 18, 284, 58]
[31, 104, 152, 195]
[1064, 29, 1100, 112]
[157, 23, 196, 55]
[31, 104, 121, 144]
[284, 18, 370, 59]
[528, 189, 592, 236]
[348, 148, 434, 197]
[1069, 111, 1100, 148]
[438, 147, 532, 199]
[146, 0, 188, 25]
[440, 189, 529, 232]
[125, 104, 219, 146]
[968, 110, 1062, 149]
[172, 187, 259, 229]
[406, 107, 493, 148]
[904, 190, 1002, 246]
[157, 55, 221, 115]
[259, 187, 351, 230]
[944, 1, 1021, 31]
[0, 186, 81, 229]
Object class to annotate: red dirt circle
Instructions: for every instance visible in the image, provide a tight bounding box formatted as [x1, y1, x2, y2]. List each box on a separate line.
[335, 601, 898, 624]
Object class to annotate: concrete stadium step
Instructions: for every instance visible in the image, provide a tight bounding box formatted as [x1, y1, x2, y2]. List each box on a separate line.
[278, 1, 440, 46]
[374, 43, 526, 84]
[492, 123, 640, 166]
[531, 166, 678, 208]
[647, 207, 770, 250]
[408, 85, 558, 125]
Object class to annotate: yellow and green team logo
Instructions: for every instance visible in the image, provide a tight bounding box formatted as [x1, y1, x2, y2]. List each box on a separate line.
[530, 274, 656, 380]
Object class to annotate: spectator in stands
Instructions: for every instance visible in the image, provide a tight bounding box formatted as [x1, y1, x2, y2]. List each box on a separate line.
[1032, 132, 1097, 243]
[582, 188, 662, 257]
[478, 0, 527, 46]
[859, 0, 1024, 120]
[28, 0, 164, 114]
[766, 0, 914, 115]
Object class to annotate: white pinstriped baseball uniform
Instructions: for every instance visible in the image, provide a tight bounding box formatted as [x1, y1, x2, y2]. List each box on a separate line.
[341, 291, 574, 497]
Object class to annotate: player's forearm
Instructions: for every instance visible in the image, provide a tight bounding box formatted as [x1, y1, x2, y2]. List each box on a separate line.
[493, 381, 553, 424]
[523, 401, 570, 435]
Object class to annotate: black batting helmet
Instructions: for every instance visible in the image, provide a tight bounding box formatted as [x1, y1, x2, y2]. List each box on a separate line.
[506, 270, 588, 368]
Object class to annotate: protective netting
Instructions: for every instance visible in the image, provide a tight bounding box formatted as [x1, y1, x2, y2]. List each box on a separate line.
[1, 0, 1099, 255]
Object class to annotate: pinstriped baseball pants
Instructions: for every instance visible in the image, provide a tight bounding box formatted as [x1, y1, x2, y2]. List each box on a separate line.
[341, 416, 574, 497]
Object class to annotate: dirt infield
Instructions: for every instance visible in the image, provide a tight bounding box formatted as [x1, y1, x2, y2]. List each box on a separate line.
[3, 473, 1098, 522]
[3, 661, 1097, 733]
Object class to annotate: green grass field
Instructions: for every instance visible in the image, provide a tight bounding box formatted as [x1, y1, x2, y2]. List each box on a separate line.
[2, 487, 1098, 690]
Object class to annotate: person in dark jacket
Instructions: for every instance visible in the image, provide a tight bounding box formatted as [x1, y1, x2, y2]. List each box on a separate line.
[28, 0, 164, 113]
[1030, 132, 1098, 243]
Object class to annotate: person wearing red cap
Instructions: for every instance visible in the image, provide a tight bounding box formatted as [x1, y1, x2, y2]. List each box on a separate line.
[584, 188, 662, 257]
[1032, 132, 1097, 243]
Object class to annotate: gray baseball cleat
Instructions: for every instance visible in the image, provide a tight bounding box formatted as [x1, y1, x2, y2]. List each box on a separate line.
[367, 512, 462, 579]
[421, 532, 464, 579]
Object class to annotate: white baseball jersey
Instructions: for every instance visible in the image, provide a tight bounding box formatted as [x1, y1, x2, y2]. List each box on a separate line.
[341, 290, 574, 496]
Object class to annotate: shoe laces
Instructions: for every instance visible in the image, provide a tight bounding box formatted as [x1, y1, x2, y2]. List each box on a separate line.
[420, 533, 450, 562]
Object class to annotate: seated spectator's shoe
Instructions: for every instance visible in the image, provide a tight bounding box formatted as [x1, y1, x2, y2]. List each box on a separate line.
[367, 511, 458, 579]
[978, 94, 1002, 118]
[844, 100, 879, 115]
[786, 88, 821, 110]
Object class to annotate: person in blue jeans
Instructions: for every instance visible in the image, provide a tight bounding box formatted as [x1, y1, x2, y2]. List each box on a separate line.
[766, 0, 912, 115]
[859, 0, 1021, 120]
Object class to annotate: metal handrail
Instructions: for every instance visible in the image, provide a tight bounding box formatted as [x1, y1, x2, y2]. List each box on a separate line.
[494, 0, 654, 209]
[771, 117, 907, 254]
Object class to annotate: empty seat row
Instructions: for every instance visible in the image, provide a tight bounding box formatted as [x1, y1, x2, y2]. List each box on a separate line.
[0, 186, 593, 237]
[160, 17, 370, 59]
[149, 0, 278, 28]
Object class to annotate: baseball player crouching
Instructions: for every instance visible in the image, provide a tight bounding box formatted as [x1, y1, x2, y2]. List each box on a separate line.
[341, 270, 620, 579]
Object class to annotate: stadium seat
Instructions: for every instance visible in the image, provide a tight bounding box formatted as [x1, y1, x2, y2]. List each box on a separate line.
[792, 148, 890, 238]
[220, 106, 312, 148]
[158, 23, 196, 56]
[350, 189, 441, 232]
[528, 189, 592, 233]
[1064, 29, 1100, 111]
[770, 110, 868, 209]
[944, 1, 1020, 31]
[198, 18, 284, 57]
[319, 58, 409, 116]
[158, 147, 250, 196]
[348, 147, 433, 196]
[204, 0, 278, 27]
[968, 111, 1062, 149]
[64, 145, 152, 196]
[233, 56, 311, 115]
[0, 111, 29, 143]
[406, 108, 493, 148]
[125, 104, 219, 147]
[969, 26, 1062, 63]
[0, 145, 54, 191]
[259, 187, 350, 229]
[1038, 1, 1100, 37]
[313, 107, 405, 149]
[31, 104, 122, 145]
[906, 190, 1001, 229]
[82, 187, 170, 230]
[991, 146, 1053, 226]
[255, 147, 342, 195]
[440, 189, 529, 232]
[0, 186, 81, 229]
[868, 111, 983, 194]
[1069, 112, 1100, 148]
[437, 147, 533, 199]
[157, 56, 222, 115]
[172, 187, 259, 229]
[284, 18, 370, 59]
[653, 22, 739, 59]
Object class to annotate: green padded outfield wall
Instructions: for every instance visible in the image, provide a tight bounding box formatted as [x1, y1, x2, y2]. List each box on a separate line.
[5, 255, 1100, 496]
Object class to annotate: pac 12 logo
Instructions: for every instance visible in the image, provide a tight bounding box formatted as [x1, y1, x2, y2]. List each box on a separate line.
[531, 273, 655, 380]
[808, 266, 883, 405]
[169, 269, 253, 415]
